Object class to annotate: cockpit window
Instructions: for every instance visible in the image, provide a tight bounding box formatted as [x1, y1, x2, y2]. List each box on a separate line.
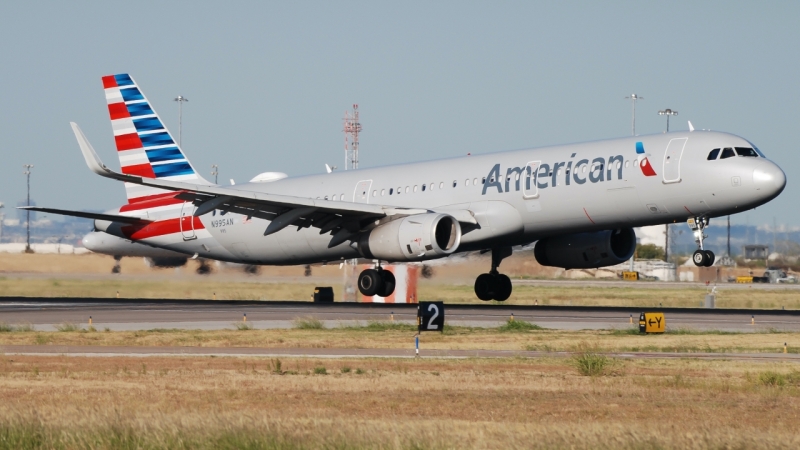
[735, 147, 759, 157]
[720, 148, 736, 159]
[707, 149, 720, 160]
[747, 141, 766, 157]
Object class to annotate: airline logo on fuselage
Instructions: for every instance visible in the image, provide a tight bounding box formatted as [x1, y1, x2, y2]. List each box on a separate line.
[636, 142, 657, 177]
[482, 143, 654, 195]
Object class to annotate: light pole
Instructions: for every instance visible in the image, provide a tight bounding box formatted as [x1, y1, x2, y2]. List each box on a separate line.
[658, 109, 678, 132]
[174, 95, 188, 147]
[625, 94, 643, 136]
[0, 202, 4, 243]
[211, 164, 218, 184]
[23, 164, 34, 253]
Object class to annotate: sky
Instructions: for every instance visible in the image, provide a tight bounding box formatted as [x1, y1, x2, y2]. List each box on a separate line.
[1, 1, 798, 229]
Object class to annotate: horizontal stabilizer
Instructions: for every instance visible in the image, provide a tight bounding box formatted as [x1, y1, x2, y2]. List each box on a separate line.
[17, 206, 151, 224]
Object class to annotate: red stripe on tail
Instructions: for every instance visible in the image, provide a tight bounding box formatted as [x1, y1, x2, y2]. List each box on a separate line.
[101, 75, 118, 89]
[108, 102, 130, 120]
[121, 163, 156, 178]
[114, 133, 142, 151]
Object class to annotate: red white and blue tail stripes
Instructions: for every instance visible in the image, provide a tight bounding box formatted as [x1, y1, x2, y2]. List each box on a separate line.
[102, 73, 207, 203]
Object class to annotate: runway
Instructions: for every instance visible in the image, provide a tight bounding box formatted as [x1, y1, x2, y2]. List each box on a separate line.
[1, 298, 799, 332]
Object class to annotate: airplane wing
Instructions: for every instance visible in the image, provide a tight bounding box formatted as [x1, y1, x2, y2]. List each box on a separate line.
[17, 206, 151, 225]
[71, 122, 440, 247]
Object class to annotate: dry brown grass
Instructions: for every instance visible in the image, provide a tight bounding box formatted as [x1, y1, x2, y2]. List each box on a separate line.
[0, 327, 797, 354]
[0, 354, 798, 448]
[2, 252, 800, 307]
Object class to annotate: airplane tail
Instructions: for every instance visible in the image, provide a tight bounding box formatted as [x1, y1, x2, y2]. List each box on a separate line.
[101, 73, 211, 204]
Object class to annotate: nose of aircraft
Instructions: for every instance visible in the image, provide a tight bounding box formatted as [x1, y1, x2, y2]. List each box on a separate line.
[753, 162, 786, 199]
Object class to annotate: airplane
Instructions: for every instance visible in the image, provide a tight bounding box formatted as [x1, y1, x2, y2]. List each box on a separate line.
[23, 73, 786, 301]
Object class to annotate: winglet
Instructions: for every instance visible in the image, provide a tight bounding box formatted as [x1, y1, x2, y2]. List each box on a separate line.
[688, 121, 695, 132]
[70, 122, 139, 183]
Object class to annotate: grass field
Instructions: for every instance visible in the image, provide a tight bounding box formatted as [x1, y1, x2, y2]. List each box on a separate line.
[1, 323, 800, 448]
[0, 353, 798, 449]
[0, 324, 798, 354]
[2, 253, 799, 308]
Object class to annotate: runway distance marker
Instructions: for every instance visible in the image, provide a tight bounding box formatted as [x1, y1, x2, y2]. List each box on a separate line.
[639, 312, 665, 334]
[418, 302, 444, 332]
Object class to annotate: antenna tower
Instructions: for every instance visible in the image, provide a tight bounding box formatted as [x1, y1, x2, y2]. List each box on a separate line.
[343, 104, 361, 170]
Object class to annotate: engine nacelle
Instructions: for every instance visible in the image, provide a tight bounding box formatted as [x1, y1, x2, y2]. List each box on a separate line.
[534, 228, 636, 269]
[358, 213, 461, 262]
[144, 257, 189, 268]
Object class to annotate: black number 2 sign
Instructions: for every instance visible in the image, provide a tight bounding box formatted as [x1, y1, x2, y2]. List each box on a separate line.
[418, 301, 444, 332]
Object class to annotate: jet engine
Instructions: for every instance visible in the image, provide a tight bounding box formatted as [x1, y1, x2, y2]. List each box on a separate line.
[534, 228, 636, 269]
[144, 257, 189, 268]
[357, 213, 461, 262]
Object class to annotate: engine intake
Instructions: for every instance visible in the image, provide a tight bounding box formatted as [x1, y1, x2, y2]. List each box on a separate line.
[534, 228, 636, 269]
[358, 213, 461, 262]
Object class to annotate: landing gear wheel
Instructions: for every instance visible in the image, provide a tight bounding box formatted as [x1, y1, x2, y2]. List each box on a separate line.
[358, 269, 382, 296]
[692, 250, 708, 267]
[703, 250, 715, 267]
[378, 270, 396, 298]
[474, 273, 495, 301]
[493, 274, 512, 301]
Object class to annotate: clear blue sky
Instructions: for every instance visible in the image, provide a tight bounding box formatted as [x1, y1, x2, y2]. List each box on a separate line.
[1, 1, 797, 229]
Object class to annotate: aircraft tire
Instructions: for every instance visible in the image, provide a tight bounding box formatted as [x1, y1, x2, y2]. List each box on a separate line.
[692, 250, 708, 267]
[474, 273, 495, 301]
[493, 274, 512, 301]
[358, 269, 383, 297]
[703, 250, 715, 267]
[378, 269, 396, 298]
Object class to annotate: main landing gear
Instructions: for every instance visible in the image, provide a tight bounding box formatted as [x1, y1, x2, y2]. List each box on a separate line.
[688, 217, 715, 267]
[357, 266, 396, 298]
[474, 247, 513, 301]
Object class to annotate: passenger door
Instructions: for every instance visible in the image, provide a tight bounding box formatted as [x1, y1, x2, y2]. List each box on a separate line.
[180, 202, 196, 240]
[523, 161, 540, 199]
[663, 138, 687, 184]
[353, 180, 373, 203]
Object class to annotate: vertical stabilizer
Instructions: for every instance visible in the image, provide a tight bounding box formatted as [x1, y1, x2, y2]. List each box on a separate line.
[101, 73, 211, 204]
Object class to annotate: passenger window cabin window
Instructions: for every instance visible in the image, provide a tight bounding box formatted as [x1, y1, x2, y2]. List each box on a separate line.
[430, 183, 435, 191]
[389, 188, 393, 195]
[421, 184, 426, 192]
[372, 190, 377, 197]
[405, 186, 410, 193]
[439, 182, 444, 189]
[465, 179, 470, 186]
[474, 178, 479, 185]
[452, 180, 457, 188]
[413, 185, 418, 192]
[707, 149, 720, 160]
[735, 147, 758, 157]
[381, 189, 385, 196]
[720, 148, 735, 159]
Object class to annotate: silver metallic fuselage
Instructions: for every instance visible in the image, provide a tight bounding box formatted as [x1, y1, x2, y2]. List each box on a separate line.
[96, 130, 785, 265]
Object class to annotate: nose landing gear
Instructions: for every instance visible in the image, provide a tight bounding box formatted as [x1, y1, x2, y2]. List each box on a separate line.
[474, 247, 513, 301]
[688, 217, 715, 267]
[357, 266, 396, 298]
